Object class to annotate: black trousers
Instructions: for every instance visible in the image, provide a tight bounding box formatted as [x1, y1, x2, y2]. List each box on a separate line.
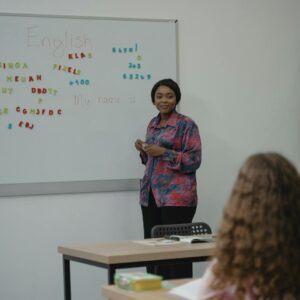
[141, 190, 196, 279]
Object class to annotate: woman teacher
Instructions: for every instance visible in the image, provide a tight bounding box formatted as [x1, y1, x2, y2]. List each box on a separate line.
[135, 78, 202, 279]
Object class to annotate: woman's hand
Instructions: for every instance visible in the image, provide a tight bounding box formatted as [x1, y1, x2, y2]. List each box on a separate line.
[135, 140, 166, 156]
[134, 139, 146, 152]
[143, 144, 166, 157]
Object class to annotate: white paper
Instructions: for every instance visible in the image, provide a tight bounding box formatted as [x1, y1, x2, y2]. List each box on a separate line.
[168, 278, 202, 300]
[133, 239, 182, 246]
[169, 234, 216, 243]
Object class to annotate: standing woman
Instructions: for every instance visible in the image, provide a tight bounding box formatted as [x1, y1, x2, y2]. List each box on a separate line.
[135, 78, 202, 279]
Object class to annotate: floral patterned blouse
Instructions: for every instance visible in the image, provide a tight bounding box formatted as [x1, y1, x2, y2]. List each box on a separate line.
[139, 111, 201, 207]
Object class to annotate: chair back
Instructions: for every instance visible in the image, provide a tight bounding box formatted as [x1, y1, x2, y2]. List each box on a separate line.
[151, 222, 212, 238]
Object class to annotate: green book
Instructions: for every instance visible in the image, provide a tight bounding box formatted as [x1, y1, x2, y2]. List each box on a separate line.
[114, 272, 162, 291]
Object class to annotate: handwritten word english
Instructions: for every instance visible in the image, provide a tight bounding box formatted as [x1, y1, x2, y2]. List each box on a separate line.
[53, 64, 81, 75]
[26, 26, 93, 57]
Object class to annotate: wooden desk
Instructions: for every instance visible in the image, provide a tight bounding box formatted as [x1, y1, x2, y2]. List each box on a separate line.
[102, 279, 191, 300]
[58, 239, 214, 300]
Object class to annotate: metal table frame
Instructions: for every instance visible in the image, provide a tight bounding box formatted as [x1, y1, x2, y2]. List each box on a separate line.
[62, 254, 210, 300]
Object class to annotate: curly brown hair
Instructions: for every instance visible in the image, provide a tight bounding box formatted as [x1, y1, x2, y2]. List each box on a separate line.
[211, 153, 300, 300]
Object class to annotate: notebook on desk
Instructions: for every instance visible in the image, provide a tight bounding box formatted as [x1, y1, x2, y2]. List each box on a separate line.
[133, 238, 182, 246]
[133, 234, 216, 246]
[166, 234, 216, 244]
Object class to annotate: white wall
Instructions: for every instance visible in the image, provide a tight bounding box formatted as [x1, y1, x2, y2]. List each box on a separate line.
[0, 1, 300, 300]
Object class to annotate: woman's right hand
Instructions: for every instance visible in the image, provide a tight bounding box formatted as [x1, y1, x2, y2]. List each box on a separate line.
[135, 139, 145, 152]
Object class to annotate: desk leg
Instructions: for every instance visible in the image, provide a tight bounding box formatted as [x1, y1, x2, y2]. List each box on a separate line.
[108, 266, 116, 284]
[63, 257, 71, 300]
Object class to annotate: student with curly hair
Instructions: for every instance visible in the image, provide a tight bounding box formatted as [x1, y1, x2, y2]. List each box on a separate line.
[196, 153, 300, 300]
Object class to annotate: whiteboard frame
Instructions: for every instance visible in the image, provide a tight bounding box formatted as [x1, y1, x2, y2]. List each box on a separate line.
[0, 12, 178, 197]
[0, 12, 177, 23]
[0, 180, 141, 197]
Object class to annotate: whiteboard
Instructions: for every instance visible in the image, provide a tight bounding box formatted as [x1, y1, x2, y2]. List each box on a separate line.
[0, 13, 178, 196]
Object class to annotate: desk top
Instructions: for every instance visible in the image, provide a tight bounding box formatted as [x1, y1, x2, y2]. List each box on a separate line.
[102, 279, 191, 300]
[58, 239, 215, 264]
